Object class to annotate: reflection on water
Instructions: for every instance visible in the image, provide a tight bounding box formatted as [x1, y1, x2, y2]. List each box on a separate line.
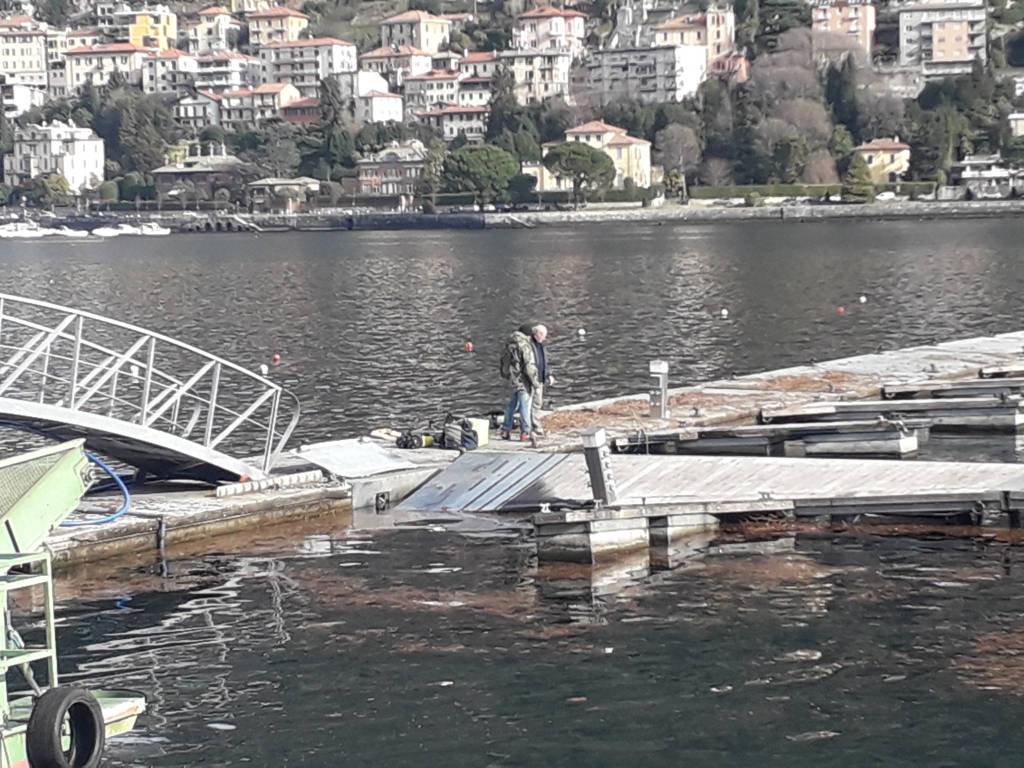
[3, 219, 1024, 437]
[35, 522, 1024, 767]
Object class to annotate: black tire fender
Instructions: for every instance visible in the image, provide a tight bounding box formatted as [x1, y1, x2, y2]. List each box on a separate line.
[27, 686, 105, 768]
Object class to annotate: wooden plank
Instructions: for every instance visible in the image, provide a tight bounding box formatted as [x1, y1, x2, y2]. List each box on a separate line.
[883, 378, 1024, 399]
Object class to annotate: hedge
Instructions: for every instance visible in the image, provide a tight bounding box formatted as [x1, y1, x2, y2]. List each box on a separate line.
[690, 181, 936, 199]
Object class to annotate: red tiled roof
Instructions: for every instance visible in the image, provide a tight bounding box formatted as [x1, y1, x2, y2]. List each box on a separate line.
[360, 44, 428, 58]
[364, 90, 402, 98]
[856, 138, 910, 152]
[0, 14, 34, 27]
[148, 47, 191, 59]
[263, 36, 353, 47]
[197, 50, 256, 61]
[404, 68, 461, 80]
[65, 42, 149, 55]
[655, 15, 705, 29]
[607, 134, 650, 146]
[197, 5, 231, 15]
[461, 76, 492, 84]
[461, 51, 497, 62]
[416, 104, 489, 116]
[566, 120, 627, 135]
[246, 6, 308, 19]
[283, 96, 320, 107]
[518, 5, 586, 19]
[382, 9, 450, 23]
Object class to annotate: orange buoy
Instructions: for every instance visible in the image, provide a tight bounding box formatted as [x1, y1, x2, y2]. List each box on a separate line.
[464, 341, 474, 353]
[836, 306, 846, 315]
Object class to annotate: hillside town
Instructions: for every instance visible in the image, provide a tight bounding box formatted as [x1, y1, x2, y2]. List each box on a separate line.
[0, 0, 1021, 211]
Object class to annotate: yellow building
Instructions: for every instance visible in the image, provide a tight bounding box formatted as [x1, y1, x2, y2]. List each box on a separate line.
[115, 4, 178, 49]
[854, 137, 910, 183]
[246, 6, 309, 45]
[527, 120, 653, 192]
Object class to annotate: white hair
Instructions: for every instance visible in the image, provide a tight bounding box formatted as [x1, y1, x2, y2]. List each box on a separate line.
[532, 324, 548, 336]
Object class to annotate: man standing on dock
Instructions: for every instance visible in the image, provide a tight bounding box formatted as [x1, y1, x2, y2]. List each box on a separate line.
[519, 323, 552, 438]
[499, 325, 544, 441]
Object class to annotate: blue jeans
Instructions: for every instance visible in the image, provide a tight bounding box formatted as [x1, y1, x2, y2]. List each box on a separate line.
[501, 389, 532, 435]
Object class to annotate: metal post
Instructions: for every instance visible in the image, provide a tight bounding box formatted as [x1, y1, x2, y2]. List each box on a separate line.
[38, 344, 50, 403]
[43, 555, 57, 689]
[68, 315, 83, 409]
[140, 337, 156, 424]
[649, 359, 670, 420]
[581, 427, 618, 506]
[108, 368, 119, 417]
[205, 363, 221, 447]
[262, 389, 280, 473]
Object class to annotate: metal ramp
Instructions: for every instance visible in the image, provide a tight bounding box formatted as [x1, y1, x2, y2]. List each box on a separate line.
[0, 294, 299, 483]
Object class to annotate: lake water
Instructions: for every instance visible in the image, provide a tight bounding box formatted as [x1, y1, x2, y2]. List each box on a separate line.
[4, 217, 1024, 765]
[4, 218, 1023, 439]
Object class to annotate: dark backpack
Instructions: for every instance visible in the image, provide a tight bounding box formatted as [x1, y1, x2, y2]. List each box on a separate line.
[443, 415, 479, 451]
[498, 339, 516, 380]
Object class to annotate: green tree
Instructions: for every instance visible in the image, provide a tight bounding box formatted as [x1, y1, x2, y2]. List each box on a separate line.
[298, 78, 355, 180]
[841, 153, 875, 203]
[508, 172, 537, 203]
[22, 174, 72, 207]
[98, 180, 119, 202]
[825, 57, 859, 139]
[542, 142, 615, 207]
[441, 145, 518, 205]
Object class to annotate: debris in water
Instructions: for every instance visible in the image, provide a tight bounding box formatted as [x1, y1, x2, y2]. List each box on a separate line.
[207, 723, 236, 731]
[786, 731, 840, 743]
[603, 647, 614, 655]
[710, 685, 733, 694]
[720, 308, 729, 319]
[859, 295, 867, 304]
[778, 649, 823, 662]
[566, 696, 587, 704]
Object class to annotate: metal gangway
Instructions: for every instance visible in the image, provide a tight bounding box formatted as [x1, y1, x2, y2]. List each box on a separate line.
[0, 293, 300, 483]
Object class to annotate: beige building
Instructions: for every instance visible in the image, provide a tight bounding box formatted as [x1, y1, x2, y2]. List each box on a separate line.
[112, 4, 178, 49]
[380, 10, 451, 55]
[218, 81, 300, 130]
[175, 89, 222, 133]
[246, 6, 309, 46]
[459, 50, 499, 78]
[898, 0, 986, 78]
[497, 48, 571, 104]
[4, 119, 104, 193]
[812, 0, 875, 59]
[853, 137, 910, 183]
[582, 45, 707, 105]
[230, 0, 272, 15]
[513, 6, 587, 59]
[356, 90, 403, 123]
[529, 120, 652, 191]
[403, 69, 463, 111]
[652, 3, 734, 65]
[143, 47, 198, 94]
[195, 50, 260, 91]
[63, 42, 150, 91]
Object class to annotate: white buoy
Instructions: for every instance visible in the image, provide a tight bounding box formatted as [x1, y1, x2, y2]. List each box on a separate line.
[130, 364, 140, 378]
[258, 363, 269, 376]
[577, 328, 586, 337]
[720, 308, 730, 319]
[859, 295, 867, 304]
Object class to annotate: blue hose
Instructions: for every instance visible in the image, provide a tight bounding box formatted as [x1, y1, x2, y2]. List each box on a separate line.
[61, 452, 131, 527]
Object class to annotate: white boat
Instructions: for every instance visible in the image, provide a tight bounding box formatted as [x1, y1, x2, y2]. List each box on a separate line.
[0, 222, 52, 239]
[139, 222, 171, 236]
[93, 222, 170, 237]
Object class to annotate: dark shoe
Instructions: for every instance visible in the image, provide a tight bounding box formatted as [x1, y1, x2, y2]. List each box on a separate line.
[500, 429, 511, 440]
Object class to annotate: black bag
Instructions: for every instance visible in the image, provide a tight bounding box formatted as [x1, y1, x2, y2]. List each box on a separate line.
[442, 415, 479, 451]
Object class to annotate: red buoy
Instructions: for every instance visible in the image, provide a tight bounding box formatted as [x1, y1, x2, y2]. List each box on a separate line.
[464, 341, 474, 353]
[836, 306, 846, 315]
[271, 353, 282, 364]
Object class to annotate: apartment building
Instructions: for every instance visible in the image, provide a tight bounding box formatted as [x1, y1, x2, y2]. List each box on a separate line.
[106, 4, 178, 49]
[195, 49, 260, 91]
[458, 50, 499, 78]
[142, 48, 198, 94]
[246, 6, 309, 46]
[513, 6, 587, 59]
[3, 119, 104, 192]
[497, 48, 571, 104]
[218, 81, 300, 131]
[899, 0, 986, 77]
[0, 27, 48, 88]
[582, 45, 707, 105]
[414, 103, 488, 141]
[359, 44, 432, 87]
[186, 6, 240, 53]
[402, 69, 463, 111]
[379, 10, 450, 54]
[0, 73, 44, 118]
[63, 42, 150, 90]
[175, 89, 221, 133]
[652, 2, 735, 65]
[355, 90, 403, 123]
[812, 0, 876, 58]
[258, 37, 357, 97]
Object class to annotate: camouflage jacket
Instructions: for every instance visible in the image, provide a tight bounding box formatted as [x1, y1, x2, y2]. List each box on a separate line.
[507, 330, 540, 392]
